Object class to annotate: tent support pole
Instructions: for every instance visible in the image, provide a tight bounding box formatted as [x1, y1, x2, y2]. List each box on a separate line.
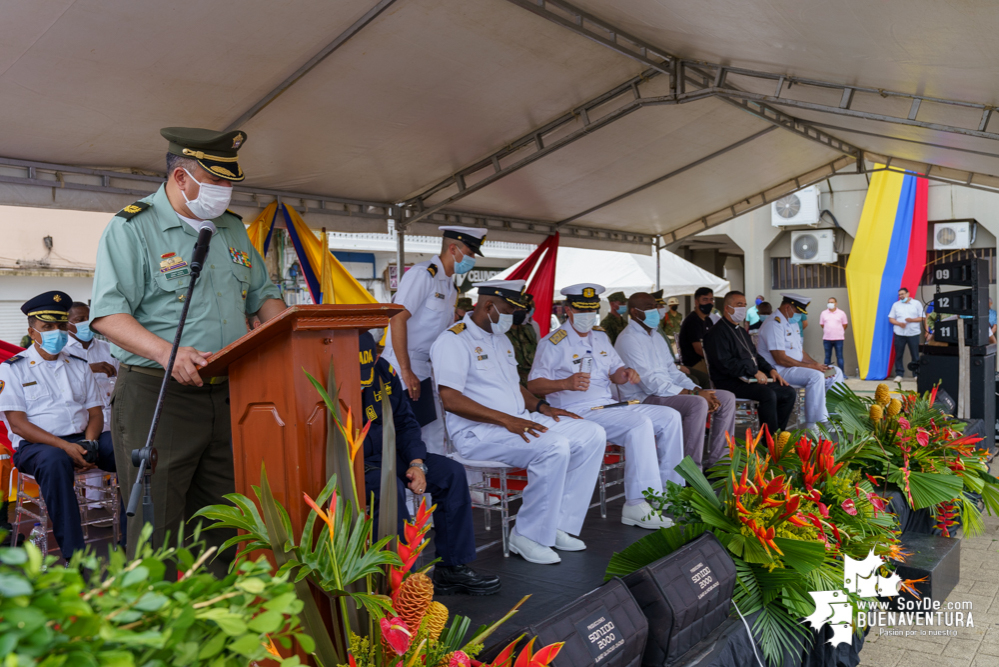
[396, 221, 405, 291]
[655, 237, 662, 291]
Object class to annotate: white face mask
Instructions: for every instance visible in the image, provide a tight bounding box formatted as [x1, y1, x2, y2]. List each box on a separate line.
[571, 312, 598, 334]
[488, 305, 514, 335]
[827, 302, 836, 310]
[657, 307, 667, 318]
[729, 306, 747, 323]
[181, 168, 232, 220]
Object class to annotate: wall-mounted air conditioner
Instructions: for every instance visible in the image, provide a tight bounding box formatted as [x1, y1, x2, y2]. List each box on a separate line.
[790, 229, 837, 265]
[933, 221, 974, 250]
[772, 186, 820, 226]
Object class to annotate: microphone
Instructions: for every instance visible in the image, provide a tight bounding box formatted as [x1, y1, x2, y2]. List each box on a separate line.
[189, 225, 213, 278]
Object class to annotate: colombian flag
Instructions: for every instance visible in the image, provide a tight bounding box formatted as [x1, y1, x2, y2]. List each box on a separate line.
[846, 166, 928, 380]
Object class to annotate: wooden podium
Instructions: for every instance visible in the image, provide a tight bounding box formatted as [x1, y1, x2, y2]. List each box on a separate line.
[200, 304, 402, 535]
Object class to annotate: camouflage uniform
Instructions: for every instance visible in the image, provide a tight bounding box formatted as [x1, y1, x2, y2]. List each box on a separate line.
[506, 323, 538, 388]
[599, 313, 627, 345]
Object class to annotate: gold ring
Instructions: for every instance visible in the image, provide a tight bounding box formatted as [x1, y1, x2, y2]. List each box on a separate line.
[524, 427, 530, 432]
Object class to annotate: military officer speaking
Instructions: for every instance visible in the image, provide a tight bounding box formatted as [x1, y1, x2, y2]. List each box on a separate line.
[0, 292, 118, 559]
[91, 128, 285, 573]
[756, 293, 845, 432]
[430, 280, 606, 565]
[382, 225, 486, 454]
[528, 284, 683, 530]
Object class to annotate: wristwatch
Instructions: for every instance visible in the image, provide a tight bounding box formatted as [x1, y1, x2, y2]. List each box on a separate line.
[410, 461, 428, 475]
[535, 399, 550, 413]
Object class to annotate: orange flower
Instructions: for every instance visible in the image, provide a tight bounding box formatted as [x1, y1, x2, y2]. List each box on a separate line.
[263, 637, 281, 658]
[900, 576, 928, 599]
[303, 490, 338, 546]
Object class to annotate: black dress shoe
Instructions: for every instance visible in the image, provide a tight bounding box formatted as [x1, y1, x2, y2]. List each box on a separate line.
[433, 564, 501, 596]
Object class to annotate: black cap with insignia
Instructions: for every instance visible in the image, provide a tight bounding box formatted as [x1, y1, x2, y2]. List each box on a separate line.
[21, 290, 72, 323]
[161, 127, 248, 182]
[474, 280, 527, 308]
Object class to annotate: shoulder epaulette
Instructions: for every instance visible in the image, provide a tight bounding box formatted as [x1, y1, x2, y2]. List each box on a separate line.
[448, 322, 466, 334]
[593, 326, 606, 332]
[117, 201, 150, 220]
[427, 263, 438, 277]
[3, 355, 23, 365]
[549, 329, 568, 345]
[774, 315, 782, 323]
[226, 208, 243, 221]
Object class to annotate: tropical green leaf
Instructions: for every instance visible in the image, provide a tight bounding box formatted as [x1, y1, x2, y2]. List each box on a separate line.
[887, 469, 964, 509]
[604, 524, 707, 580]
[676, 456, 722, 509]
[771, 538, 825, 573]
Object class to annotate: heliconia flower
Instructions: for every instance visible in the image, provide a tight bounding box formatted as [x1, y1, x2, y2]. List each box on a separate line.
[788, 513, 810, 527]
[867, 493, 887, 515]
[264, 637, 281, 658]
[916, 430, 930, 447]
[527, 643, 565, 666]
[796, 438, 813, 464]
[816, 501, 830, 518]
[303, 490, 338, 546]
[865, 473, 881, 487]
[727, 431, 736, 460]
[898, 417, 911, 430]
[809, 489, 821, 503]
[348, 656, 357, 667]
[380, 616, 413, 655]
[765, 428, 777, 460]
[929, 385, 938, 407]
[841, 499, 858, 516]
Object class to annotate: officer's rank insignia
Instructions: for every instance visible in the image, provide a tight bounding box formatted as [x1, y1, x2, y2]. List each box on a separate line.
[550, 329, 568, 345]
[53, 294, 62, 302]
[160, 252, 190, 279]
[600, 350, 608, 356]
[229, 247, 252, 267]
[365, 405, 377, 421]
[775, 316, 782, 323]
[427, 263, 438, 277]
[572, 354, 579, 359]
[233, 133, 245, 149]
[475, 347, 483, 354]
[118, 201, 150, 220]
[448, 322, 466, 334]
[582, 287, 596, 298]
[0, 380, 4, 394]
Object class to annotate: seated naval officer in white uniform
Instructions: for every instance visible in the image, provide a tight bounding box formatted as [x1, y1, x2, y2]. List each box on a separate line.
[615, 292, 737, 470]
[528, 283, 683, 530]
[383, 225, 487, 455]
[756, 293, 845, 431]
[430, 280, 606, 565]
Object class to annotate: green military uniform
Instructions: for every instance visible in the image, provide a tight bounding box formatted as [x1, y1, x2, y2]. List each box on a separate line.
[91, 128, 281, 574]
[600, 291, 628, 345]
[506, 323, 538, 387]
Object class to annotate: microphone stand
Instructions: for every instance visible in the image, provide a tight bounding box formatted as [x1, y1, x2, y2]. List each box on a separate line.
[126, 226, 214, 546]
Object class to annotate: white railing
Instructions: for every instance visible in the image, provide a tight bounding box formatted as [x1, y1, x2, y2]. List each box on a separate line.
[325, 231, 534, 259]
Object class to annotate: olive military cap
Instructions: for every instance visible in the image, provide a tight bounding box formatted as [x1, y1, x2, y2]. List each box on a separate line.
[160, 127, 248, 182]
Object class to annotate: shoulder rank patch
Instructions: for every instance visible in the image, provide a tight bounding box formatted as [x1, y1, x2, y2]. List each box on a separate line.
[3, 355, 23, 365]
[448, 322, 466, 334]
[774, 315, 782, 323]
[593, 326, 606, 332]
[226, 208, 243, 221]
[117, 201, 150, 220]
[427, 263, 438, 277]
[549, 329, 568, 345]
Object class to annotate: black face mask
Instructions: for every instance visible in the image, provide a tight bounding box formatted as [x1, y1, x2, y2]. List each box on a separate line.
[513, 310, 528, 325]
[698, 303, 713, 315]
[670, 305, 678, 311]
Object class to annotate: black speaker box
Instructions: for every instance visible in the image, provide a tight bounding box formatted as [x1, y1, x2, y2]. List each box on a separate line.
[622, 533, 737, 667]
[526, 577, 649, 667]
[918, 348, 995, 449]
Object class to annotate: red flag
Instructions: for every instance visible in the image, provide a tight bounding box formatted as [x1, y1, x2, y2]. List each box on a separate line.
[508, 233, 559, 336]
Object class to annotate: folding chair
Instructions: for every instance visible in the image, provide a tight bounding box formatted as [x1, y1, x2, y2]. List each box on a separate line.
[702, 351, 760, 433]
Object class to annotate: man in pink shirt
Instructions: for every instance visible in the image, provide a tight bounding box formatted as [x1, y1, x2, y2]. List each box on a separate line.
[819, 297, 849, 376]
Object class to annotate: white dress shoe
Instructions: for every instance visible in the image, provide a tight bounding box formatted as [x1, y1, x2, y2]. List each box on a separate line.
[893, 376, 902, 382]
[553, 530, 586, 552]
[508, 530, 561, 564]
[621, 502, 674, 530]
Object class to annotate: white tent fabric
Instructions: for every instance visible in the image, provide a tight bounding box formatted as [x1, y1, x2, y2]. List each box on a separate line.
[483, 247, 729, 299]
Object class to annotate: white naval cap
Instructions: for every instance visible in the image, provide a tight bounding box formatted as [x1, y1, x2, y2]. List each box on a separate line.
[439, 225, 488, 256]
[780, 292, 811, 313]
[561, 283, 604, 311]
[473, 279, 527, 307]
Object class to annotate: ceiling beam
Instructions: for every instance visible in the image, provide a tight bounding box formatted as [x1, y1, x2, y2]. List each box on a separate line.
[224, 0, 400, 132]
[555, 125, 777, 227]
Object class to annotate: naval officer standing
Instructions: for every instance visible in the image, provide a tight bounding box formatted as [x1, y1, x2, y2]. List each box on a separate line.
[382, 226, 486, 454]
[528, 283, 682, 530]
[756, 293, 844, 432]
[430, 280, 606, 565]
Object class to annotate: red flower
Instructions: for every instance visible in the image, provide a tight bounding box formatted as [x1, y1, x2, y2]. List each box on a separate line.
[450, 651, 472, 666]
[380, 617, 413, 656]
[916, 430, 930, 447]
[865, 473, 881, 487]
[816, 501, 830, 518]
[867, 492, 887, 516]
[898, 417, 910, 430]
[841, 499, 858, 516]
[929, 385, 938, 407]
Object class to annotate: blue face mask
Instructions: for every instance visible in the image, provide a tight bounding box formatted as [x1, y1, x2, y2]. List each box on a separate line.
[33, 328, 68, 355]
[72, 320, 94, 342]
[640, 308, 660, 329]
[926, 303, 934, 314]
[453, 250, 476, 274]
[755, 298, 763, 306]
[616, 305, 627, 315]
[790, 313, 803, 324]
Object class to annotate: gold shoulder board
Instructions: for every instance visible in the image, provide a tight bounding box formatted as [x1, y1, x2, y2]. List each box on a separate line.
[117, 201, 151, 220]
[550, 329, 568, 345]
[448, 322, 466, 334]
[427, 263, 438, 277]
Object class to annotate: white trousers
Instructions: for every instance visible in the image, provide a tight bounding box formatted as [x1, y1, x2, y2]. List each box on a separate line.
[451, 415, 606, 547]
[779, 366, 845, 424]
[584, 403, 685, 500]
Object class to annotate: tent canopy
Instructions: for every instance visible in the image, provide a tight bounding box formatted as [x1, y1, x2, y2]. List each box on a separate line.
[483, 247, 729, 299]
[3, 1, 999, 250]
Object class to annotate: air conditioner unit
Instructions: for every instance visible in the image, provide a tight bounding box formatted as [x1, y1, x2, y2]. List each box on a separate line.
[790, 229, 837, 265]
[933, 221, 974, 250]
[772, 186, 820, 226]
